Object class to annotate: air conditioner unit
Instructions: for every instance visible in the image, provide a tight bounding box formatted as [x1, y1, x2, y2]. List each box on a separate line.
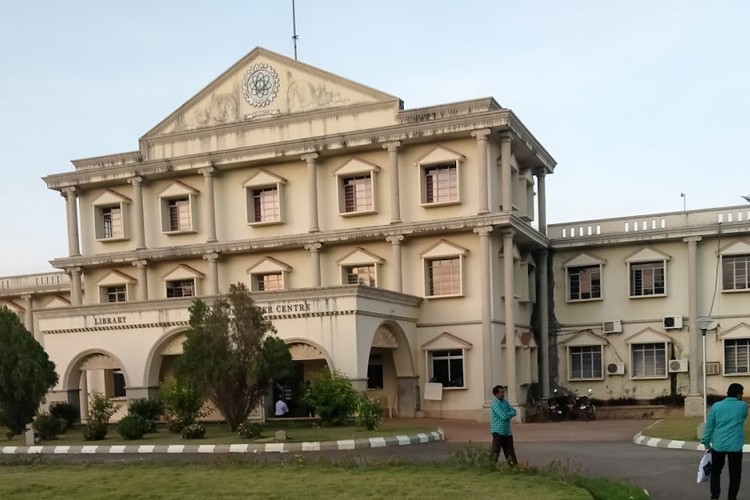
[607, 361, 626, 375]
[705, 361, 721, 376]
[663, 316, 684, 330]
[602, 320, 623, 334]
[668, 359, 688, 373]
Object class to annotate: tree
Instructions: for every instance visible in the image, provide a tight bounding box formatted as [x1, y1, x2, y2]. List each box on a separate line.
[175, 283, 293, 431]
[0, 307, 58, 438]
[305, 370, 359, 426]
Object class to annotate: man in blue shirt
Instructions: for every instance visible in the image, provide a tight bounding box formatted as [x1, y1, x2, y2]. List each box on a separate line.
[701, 383, 747, 500]
[490, 385, 517, 466]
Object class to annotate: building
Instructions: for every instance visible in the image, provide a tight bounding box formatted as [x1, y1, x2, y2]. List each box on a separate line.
[1, 47, 748, 422]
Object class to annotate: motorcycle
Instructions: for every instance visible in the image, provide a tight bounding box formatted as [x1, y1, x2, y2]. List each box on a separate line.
[547, 389, 569, 421]
[570, 389, 596, 421]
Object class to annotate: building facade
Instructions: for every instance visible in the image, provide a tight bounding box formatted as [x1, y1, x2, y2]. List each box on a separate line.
[1, 48, 748, 422]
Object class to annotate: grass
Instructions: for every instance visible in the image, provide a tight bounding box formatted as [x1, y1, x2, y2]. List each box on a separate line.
[2, 421, 437, 446]
[641, 416, 750, 442]
[0, 460, 648, 500]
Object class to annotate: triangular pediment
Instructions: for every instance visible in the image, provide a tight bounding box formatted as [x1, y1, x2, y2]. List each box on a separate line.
[422, 332, 473, 351]
[625, 327, 672, 344]
[624, 246, 671, 263]
[242, 169, 287, 188]
[420, 239, 469, 258]
[246, 256, 291, 274]
[500, 329, 538, 348]
[92, 189, 131, 206]
[158, 180, 199, 198]
[145, 47, 400, 138]
[334, 157, 381, 177]
[562, 329, 607, 347]
[563, 252, 607, 268]
[337, 248, 384, 266]
[415, 146, 465, 166]
[44, 296, 71, 309]
[719, 240, 750, 256]
[163, 264, 204, 281]
[719, 322, 750, 340]
[96, 270, 136, 286]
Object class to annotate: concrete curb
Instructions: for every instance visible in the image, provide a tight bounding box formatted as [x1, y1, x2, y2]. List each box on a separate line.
[0, 429, 444, 455]
[633, 422, 750, 453]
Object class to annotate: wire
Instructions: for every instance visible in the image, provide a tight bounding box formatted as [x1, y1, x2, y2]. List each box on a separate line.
[708, 224, 722, 318]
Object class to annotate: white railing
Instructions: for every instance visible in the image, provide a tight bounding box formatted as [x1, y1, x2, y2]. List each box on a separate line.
[0, 272, 69, 291]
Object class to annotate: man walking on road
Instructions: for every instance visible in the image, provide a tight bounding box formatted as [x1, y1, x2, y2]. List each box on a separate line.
[490, 384, 517, 466]
[701, 382, 748, 500]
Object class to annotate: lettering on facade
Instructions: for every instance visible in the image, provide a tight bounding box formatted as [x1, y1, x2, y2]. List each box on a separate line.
[257, 301, 312, 314]
[93, 316, 128, 326]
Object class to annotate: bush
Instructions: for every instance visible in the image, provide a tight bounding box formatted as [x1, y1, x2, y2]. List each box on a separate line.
[707, 394, 725, 405]
[49, 402, 78, 429]
[117, 415, 148, 440]
[167, 419, 186, 434]
[304, 370, 359, 426]
[181, 423, 206, 439]
[82, 421, 109, 441]
[88, 392, 116, 424]
[128, 399, 162, 433]
[649, 394, 686, 407]
[355, 395, 383, 431]
[238, 421, 263, 439]
[160, 378, 206, 432]
[34, 413, 65, 441]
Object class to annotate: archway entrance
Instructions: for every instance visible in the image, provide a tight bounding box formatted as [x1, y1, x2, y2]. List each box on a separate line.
[64, 351, 128, 423]
[365, 322, 417, 417]
[277, 342, 331, 417]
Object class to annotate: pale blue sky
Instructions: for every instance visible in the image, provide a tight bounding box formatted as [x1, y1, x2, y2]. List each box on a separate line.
[1, 1, 748, 276]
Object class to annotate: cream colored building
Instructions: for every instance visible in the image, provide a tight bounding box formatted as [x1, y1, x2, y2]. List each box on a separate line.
[2, 47, 747, 422]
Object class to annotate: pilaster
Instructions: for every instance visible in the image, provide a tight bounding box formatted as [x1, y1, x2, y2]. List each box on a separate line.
[128, 176, 146, 250]
[386, 235, 404, 292]
[383, 141, 402, 224]
[61, 187, 81, 257]
[200, 167, 218, 243]
[69, 267, 83, 305]
[305, 242, 322, 287]
[471, 129, 491, 215]
[474, 226, 493, 405]
[499, 134, 513, 213]
[302, 153, 320, 232]
[203, 252, 220, 295]
[132, 260, 149, 301]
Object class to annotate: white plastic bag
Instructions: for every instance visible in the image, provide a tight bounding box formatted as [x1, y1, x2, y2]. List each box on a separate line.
[697, 449, 712, 483]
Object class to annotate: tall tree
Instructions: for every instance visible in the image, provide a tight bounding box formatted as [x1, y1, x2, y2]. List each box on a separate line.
[175, 283, 293, 431]
[0, 307, 58, 438]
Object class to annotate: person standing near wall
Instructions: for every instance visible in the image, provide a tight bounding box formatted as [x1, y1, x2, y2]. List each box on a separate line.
[490, 384, 517, 467]
[701, 383, 747, 500]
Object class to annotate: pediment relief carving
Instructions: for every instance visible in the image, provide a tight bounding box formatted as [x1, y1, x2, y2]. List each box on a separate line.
[159, 335, 186, 356]
[372, 327, 398, 349]
[80, 354, 119, 371]
[289, 342, 325, 360]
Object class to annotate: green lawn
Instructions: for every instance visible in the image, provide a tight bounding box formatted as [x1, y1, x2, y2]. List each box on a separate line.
[0, 462, 648, 500]
[2, 421, 437, 446]
[642, 416, 750, 442]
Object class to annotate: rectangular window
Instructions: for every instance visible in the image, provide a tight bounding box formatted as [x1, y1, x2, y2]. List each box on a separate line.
[252, 187, 280, 223]
[166, 279, 195, 298]
[430, 349, 464, 388]
[367, 355, 384, 389]
[629, 261, 665, 297]
[345, 265, 376, 286]
[725, 339, 750, 374]
[168, 198, 191, 232]
[256, 272, 283, 292]
[723, 255, 750, 291]
[424, 164, 457, 204]
[343, 175, 373, 213]
[631, 343, 667, 378]
[112, 370, 126, 398]
[105, 285, 127, 303]
[427, 257, 461, 296]
[569, 346, 603, 379]
[101, 206, 123, 239]
[568, 265, 601, 301]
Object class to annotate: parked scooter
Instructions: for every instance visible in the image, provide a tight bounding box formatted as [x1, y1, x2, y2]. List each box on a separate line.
[570, 389, 596, 421]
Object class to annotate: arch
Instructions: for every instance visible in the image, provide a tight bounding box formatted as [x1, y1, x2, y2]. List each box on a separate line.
[142, 326, 190, 387]
[62, 348, 129, 391]
[368, 320, 415, 378]
[284, 337, 334, 370]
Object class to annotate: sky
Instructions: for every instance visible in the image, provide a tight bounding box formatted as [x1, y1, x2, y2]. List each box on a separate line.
[1, 1, 748, 276]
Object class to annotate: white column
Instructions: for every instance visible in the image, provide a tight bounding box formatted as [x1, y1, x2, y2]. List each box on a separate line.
[537, 249, 550, 399]
[386, 235, 404, 292]
[536, 171, 547, 235]
[61, 187, 81, 256]
[500, 134, 513, 213]
[472, 129, 491, 215]
[383, 141, 402, 224]
[200, 167, 218, 243]
[502, 230, 517, 404]
[133, 260, 148, 301]
[685, 236, 702, 396]
[79, 371, 89, 424]
[302, 154, 320, 232]
[69, 267, 83, 305]
[204, 253, 220, 295]
[474, 226, 493, 405]
[128, 176, 146, 250]
[305, 243, 322, 287]
[21, 294, 33, 332]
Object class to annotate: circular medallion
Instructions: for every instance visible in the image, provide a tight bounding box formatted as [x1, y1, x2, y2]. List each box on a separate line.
[242, 63, 279, 107]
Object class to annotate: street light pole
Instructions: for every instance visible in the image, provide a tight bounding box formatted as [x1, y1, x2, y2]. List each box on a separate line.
[696, 316, 718, 423]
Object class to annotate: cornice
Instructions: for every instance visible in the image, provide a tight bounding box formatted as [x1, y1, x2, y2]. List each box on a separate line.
[506, 112, 556, 172]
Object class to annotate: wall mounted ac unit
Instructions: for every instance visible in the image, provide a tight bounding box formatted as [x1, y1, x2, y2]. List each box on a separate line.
[668, 359, 688, 373]
[705, 361, 721, 376]
[607, 361, 626, 375]
[603, 320, 623, 334]
[663, 316, 684, 330]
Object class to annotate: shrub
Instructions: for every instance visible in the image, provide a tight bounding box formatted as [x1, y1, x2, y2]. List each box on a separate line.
[305, 370, 359, 427]
[707, 394, 725, 405]
[117, 415, 148, 440]
[83, 421, 109, 441]
[181, 423, 206, 439]
[238, 421, 263, 439]
[167, 419, 186, 434]
[449, 443, 496, 470]
[160, 378, 206, 432]
[34, 413, 65, 441]
[49, 402, 78, 429]
[88, 392, 116, 424]
[355, 395, 383, 431]
[128, 399, 162, 433]
[649, 394, 686, 407]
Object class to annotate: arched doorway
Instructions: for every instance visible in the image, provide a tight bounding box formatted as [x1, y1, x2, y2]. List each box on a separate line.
[365, 321, 417, 417]
[143, 329, 188, 391]
[277, 340, 331, 417]
[63, 350, 128, 423]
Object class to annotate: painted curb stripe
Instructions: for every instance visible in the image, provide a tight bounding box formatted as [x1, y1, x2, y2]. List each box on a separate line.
[369, 437, 386, 448]
[265, 443, 285, 453]
[229, 444, 248, 453]
[337, 439, 355, 450]
[396, 435, 410, 446]
[109, 445, 126, 454]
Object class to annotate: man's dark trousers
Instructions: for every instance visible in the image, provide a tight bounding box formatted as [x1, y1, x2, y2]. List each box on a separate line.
[491, 432, 517, 465]
[710, 450, 742, 500]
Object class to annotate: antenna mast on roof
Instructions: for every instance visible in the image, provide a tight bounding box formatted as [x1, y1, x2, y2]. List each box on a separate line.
[291, 0, 299, 60]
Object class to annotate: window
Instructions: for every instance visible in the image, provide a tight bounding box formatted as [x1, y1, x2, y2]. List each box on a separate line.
[430, 349, 464, 388]
[167, 198, 191, 232]
[247, 257, 291, 292]
[424, 164, 457, 204]
[367, 355, 384, 389]
[250, 187, 280, 223]
[569, 346, 603, 380]
[345, 265, 376, 286]
[629, 261, 665, 297]
[105, 285, 127, 303]
[159, 181, 198, 234]
[725, 339, 750, 374]
[631, 343, 667, 378]
[568, 265, 601, 301]
[427, 257, 461, 296]
[166, 279, 195, 298]
[101, 206, 123, 239]
[92, 190, 130, 241]
[342, 175, 373, 213]
[112, 370, 126, 398]
[723, 255, 750, 291]
[255, 272, 284, 292]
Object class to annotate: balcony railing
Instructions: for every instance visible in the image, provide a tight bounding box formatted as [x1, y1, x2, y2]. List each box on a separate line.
[0, 272, 70, 293]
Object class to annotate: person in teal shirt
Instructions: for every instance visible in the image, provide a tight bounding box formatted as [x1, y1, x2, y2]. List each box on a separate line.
[701, 383, 747, 500]
[490, 385, 517, 466]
